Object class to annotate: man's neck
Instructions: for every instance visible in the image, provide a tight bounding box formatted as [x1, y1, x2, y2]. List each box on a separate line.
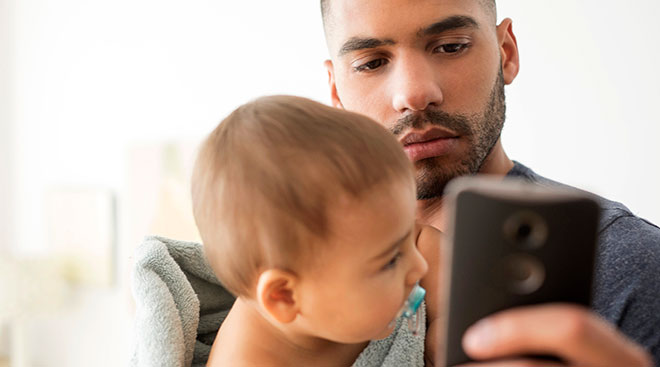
[416, 196, 446, 230]
[208, 297, 368, 366]
[416, 141, 513, 231]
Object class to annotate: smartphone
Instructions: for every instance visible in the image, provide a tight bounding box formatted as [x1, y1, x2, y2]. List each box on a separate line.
[439, 176, 600, 366]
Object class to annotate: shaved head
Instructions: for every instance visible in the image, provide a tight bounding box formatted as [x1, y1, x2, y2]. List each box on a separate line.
[321, 0, 497, 36]
[479, 0, 497, 20]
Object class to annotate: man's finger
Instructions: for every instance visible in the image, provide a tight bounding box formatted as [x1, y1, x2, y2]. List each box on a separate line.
[462, 304, 652, 367]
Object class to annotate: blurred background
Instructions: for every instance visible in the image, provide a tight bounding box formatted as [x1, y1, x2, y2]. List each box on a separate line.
[1, 0, 659, 366]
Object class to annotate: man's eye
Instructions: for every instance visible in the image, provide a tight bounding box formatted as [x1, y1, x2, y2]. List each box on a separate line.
[354, 58, 388, 72]
[434, 43, 470, 54]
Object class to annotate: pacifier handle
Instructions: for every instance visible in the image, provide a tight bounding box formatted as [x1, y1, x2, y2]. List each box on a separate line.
[404, 284, 425, 335]
[402, 284, 425, 318]
[387, 283, 426, 334]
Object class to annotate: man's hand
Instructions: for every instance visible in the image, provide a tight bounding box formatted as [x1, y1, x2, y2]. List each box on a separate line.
[416, 224, 652, 367]
[456, 304, 652, 367]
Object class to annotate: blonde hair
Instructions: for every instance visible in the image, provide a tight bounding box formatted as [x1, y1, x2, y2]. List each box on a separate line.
[191, 95, 413, 297]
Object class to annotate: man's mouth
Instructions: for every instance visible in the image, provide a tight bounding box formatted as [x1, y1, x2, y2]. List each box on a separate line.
[400, 127, 459, 162]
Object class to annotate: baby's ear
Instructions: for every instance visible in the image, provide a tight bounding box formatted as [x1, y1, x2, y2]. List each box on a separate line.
[256, 269, 300, 324]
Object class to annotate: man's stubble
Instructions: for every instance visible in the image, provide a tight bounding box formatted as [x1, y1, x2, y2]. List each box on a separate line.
[389, 69, 506, 199]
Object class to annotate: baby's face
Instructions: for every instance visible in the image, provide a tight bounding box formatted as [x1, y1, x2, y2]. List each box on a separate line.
[296, 180, 428, 343]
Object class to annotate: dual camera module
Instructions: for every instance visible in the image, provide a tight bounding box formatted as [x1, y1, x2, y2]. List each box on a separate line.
[498, 211, 549, 295]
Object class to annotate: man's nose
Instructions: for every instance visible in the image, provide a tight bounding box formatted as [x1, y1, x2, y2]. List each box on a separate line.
[390, 53, 444, 113]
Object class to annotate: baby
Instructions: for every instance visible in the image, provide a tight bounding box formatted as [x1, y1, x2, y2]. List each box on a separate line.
[191, 95, 441, 366]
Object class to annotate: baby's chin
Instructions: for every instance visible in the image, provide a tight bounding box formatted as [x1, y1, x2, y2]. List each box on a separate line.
[370, 320, 398, 341]
[320, 318, 398, 344]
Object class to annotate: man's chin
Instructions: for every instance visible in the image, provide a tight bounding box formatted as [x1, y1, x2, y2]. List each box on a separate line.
[414, 158, 472, 199]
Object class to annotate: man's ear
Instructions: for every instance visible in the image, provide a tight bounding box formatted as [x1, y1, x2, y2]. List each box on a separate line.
[256, 269, 300, 324]
[324, 59, 345, 109]
[496, 18, 520, 85]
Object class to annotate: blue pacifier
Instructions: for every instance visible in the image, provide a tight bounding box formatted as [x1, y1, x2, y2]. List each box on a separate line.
[389, 283, 426, 335]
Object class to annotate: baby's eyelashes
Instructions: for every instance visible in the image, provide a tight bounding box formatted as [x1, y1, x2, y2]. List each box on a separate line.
[383, 252, 403, 270]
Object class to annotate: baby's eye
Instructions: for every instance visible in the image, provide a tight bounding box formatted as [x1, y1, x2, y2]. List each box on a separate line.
[383, 252, 402, 270]
[354, 58, 388, 73]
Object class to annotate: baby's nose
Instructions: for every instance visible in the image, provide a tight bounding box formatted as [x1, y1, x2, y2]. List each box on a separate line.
[407, 248, 428, 285]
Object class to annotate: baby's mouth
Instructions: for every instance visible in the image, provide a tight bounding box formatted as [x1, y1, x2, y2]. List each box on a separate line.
[388, 284, 426, 335]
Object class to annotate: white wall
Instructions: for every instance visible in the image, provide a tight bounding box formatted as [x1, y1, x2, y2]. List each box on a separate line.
[8, 0, 328, 256]
[3, 0, 660, 365]
[0, 0, 15, 253]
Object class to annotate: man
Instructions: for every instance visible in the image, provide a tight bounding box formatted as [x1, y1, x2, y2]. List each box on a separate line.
[321, 0, 660, 365]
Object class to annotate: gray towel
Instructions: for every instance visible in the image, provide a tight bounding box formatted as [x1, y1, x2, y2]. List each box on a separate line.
[130, 236, 425, 367]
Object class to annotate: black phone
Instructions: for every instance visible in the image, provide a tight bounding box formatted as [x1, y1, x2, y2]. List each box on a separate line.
[439, 176, 600, 366]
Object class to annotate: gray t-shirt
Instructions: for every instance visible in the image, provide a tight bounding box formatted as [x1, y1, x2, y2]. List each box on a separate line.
[507, 161, 660, 365]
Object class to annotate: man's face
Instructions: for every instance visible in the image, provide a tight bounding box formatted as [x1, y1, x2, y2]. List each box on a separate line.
[324, 0, 517, 198]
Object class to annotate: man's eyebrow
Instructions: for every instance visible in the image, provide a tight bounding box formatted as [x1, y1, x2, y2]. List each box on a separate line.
[418, 15, 479, 37]
[337, 37, 395, 57]
[371, 229, 412, 261]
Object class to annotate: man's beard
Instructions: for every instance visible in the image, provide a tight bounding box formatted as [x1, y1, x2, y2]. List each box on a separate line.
[389, 69, 506, 200]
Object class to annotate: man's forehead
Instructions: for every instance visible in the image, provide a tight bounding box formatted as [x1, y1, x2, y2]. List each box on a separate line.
[324, 0, 490, 55]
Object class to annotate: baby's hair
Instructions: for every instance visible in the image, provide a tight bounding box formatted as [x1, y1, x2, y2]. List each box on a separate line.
[191, 95, 414, 297]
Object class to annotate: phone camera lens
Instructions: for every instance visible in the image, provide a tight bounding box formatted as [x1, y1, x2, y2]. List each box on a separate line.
[516, 223, 532, 241]
[498, 253, 546, 295]
[504, 211, 548, 250]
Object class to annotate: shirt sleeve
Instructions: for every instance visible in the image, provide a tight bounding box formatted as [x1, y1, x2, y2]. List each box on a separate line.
[592, 214, 660, 366]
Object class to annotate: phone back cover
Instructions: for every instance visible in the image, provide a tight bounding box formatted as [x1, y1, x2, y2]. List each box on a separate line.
[443, 186, 600, 366]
